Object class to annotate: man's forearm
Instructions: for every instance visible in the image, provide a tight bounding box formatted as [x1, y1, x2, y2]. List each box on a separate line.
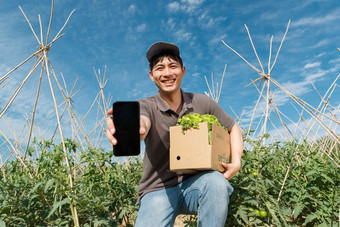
[229, 123, 243, 165]
[140, 116, 151, 141]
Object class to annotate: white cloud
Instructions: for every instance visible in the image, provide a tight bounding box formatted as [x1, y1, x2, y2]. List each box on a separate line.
[304, 69, 328, 82]
[182, 0, 205, 12]
[167, 18, 176, 29]
[136, 23, 146, 32]
[200, 15, 227, 28]
[292, 9, 340, 27]
[127, 4, 137, 14]
[310, 38, 330, 49]
[209, 34, 227, 46]
[329, 57, 340, 64]
[167, 2, 181, 12]
[174, 29, 193, 42]
[167, 0, 205, 13]
[304, 62, 321, 69]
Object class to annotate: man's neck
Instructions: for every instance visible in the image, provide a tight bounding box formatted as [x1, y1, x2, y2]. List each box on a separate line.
[160, 90, 182, 114]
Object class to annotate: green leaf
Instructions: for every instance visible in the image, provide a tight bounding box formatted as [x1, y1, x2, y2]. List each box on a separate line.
[293, 203, 304, 219]
[47, 198, 71, 218]
[264, 201, 282, 226]
[44, 178, 55, 193]
[304, 213, 318, 225]
[320, 173, 334, 184]
[94, 219, 110, 226]
[306, 170, 317, 177]
[0, 220, 6, 227]
[28, 181, 43, 195]
[236, 206, 248, 223]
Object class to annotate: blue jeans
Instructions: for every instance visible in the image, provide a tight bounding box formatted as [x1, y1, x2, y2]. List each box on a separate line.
[135, 170, 234, 227]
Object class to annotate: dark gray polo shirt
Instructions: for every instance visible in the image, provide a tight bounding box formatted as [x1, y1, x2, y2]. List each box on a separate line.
[137, 90, 235, 204]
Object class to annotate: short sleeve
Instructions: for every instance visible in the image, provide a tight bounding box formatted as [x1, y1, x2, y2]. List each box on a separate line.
[137, 98, 151, 120]
[194, 94, 235, 131]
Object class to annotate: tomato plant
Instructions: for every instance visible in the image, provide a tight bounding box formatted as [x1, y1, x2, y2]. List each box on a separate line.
[226, 135, 339, 226]
[0, 135, 338, 226]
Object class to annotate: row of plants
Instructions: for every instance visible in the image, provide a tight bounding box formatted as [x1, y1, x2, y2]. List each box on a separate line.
[0, 139, 142, 226]
[0, 135, 339, 226]
[226, 135, 339, 226]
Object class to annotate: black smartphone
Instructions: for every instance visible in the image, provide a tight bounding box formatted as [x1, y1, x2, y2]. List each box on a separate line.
[112, 101, 140, 156]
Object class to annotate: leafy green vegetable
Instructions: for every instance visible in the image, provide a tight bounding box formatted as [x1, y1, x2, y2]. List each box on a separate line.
[176, 113, 227, 144]
[176, 113, 226, 132]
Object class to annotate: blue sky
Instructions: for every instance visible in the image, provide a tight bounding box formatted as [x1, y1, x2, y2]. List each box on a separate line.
[0, 0, 339, 153]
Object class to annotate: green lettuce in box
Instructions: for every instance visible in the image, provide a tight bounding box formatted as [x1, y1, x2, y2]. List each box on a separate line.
[176, 113, 227, 143]
[170, 113, 231, 173]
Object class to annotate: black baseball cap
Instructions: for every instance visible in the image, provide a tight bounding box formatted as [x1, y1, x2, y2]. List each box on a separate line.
[146, 42, 180, 63]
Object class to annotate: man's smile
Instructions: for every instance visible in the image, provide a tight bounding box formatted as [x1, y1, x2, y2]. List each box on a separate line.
[161, 77, 176, 85]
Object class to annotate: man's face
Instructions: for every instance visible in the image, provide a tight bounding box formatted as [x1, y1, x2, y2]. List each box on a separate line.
[149, 56, 185, 95]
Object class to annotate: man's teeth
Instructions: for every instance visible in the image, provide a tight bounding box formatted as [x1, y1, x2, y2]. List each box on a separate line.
[163, 79, 175, 84]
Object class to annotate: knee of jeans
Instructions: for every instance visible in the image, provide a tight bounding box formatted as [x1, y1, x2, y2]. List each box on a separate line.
[202, 171, 233, 197]
[142, 192, 173, 209]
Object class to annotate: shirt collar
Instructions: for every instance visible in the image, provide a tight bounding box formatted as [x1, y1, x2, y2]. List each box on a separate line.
[155, 89, 193, 114]
[155, 92, 170, 112]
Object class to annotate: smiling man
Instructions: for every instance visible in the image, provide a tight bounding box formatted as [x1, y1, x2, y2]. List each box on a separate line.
[106, 42, 243, 226]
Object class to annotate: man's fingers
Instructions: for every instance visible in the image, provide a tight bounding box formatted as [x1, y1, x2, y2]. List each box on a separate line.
[106, 116, 115, 135]
[221, 162, 228, 170]
[107, 108, 113, 115]
[106, 108, 116, 145]
[140, 126, 146, 135]
[106, 129, 117, 145]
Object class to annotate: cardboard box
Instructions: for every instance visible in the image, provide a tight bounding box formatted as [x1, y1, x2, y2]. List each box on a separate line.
[169, 122, 231, 174]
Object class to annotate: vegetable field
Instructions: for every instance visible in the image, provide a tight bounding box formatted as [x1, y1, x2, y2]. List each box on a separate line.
[1, 1, 339, 226]
[1, 135, 338, 226]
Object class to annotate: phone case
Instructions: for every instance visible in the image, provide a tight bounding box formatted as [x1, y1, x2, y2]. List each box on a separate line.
[112, 101, 140, 156]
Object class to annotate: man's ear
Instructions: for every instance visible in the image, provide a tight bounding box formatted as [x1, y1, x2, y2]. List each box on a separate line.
[182, 66, 186, 77]
[149, 71, 155, 81]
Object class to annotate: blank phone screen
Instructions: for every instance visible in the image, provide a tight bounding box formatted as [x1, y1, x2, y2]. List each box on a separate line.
[112, 101, 140, 156]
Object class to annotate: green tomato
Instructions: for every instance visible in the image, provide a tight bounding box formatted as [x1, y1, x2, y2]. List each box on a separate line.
[260, 210, 267, 217]
[252, 171, 258, 177]
[254, 209, 260, 215]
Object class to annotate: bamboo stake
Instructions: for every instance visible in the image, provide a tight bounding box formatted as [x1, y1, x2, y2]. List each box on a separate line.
[303, 77, 339, 141]
[50, 9, 75, 43]
[23, 62, 45, 161]
[222, 40, 262, 75]
[252, 81, 293, 141]
[45, 0, 54, 46]
[278, 144, 297, 203]
[268, 90, 292, 141]
[268, 36, 273, 74]
[245, 24, 264, 73]
[43, 53, 79, 226]
[39, 15, 44, 46]
[217, 64, 227, 103]
[0, 129, 32, 177]
[18, 6, 41, 45]
[0, 57, 43, 118]
[268, 76, 340, 143]
[270, 20, 291, 72]
[211, 72, 215, 100]
[245, 78, 266, 140]
[204, 75, 214, 100]
[263, 78, 271, 143]
[47, 60, 91, 148]
[0, 49, 42, 85]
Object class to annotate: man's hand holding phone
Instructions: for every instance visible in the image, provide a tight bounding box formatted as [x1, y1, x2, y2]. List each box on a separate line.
[106, 108, 147, 145]
[106, 101, 150, 156]
[106, 108, 118, 145]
